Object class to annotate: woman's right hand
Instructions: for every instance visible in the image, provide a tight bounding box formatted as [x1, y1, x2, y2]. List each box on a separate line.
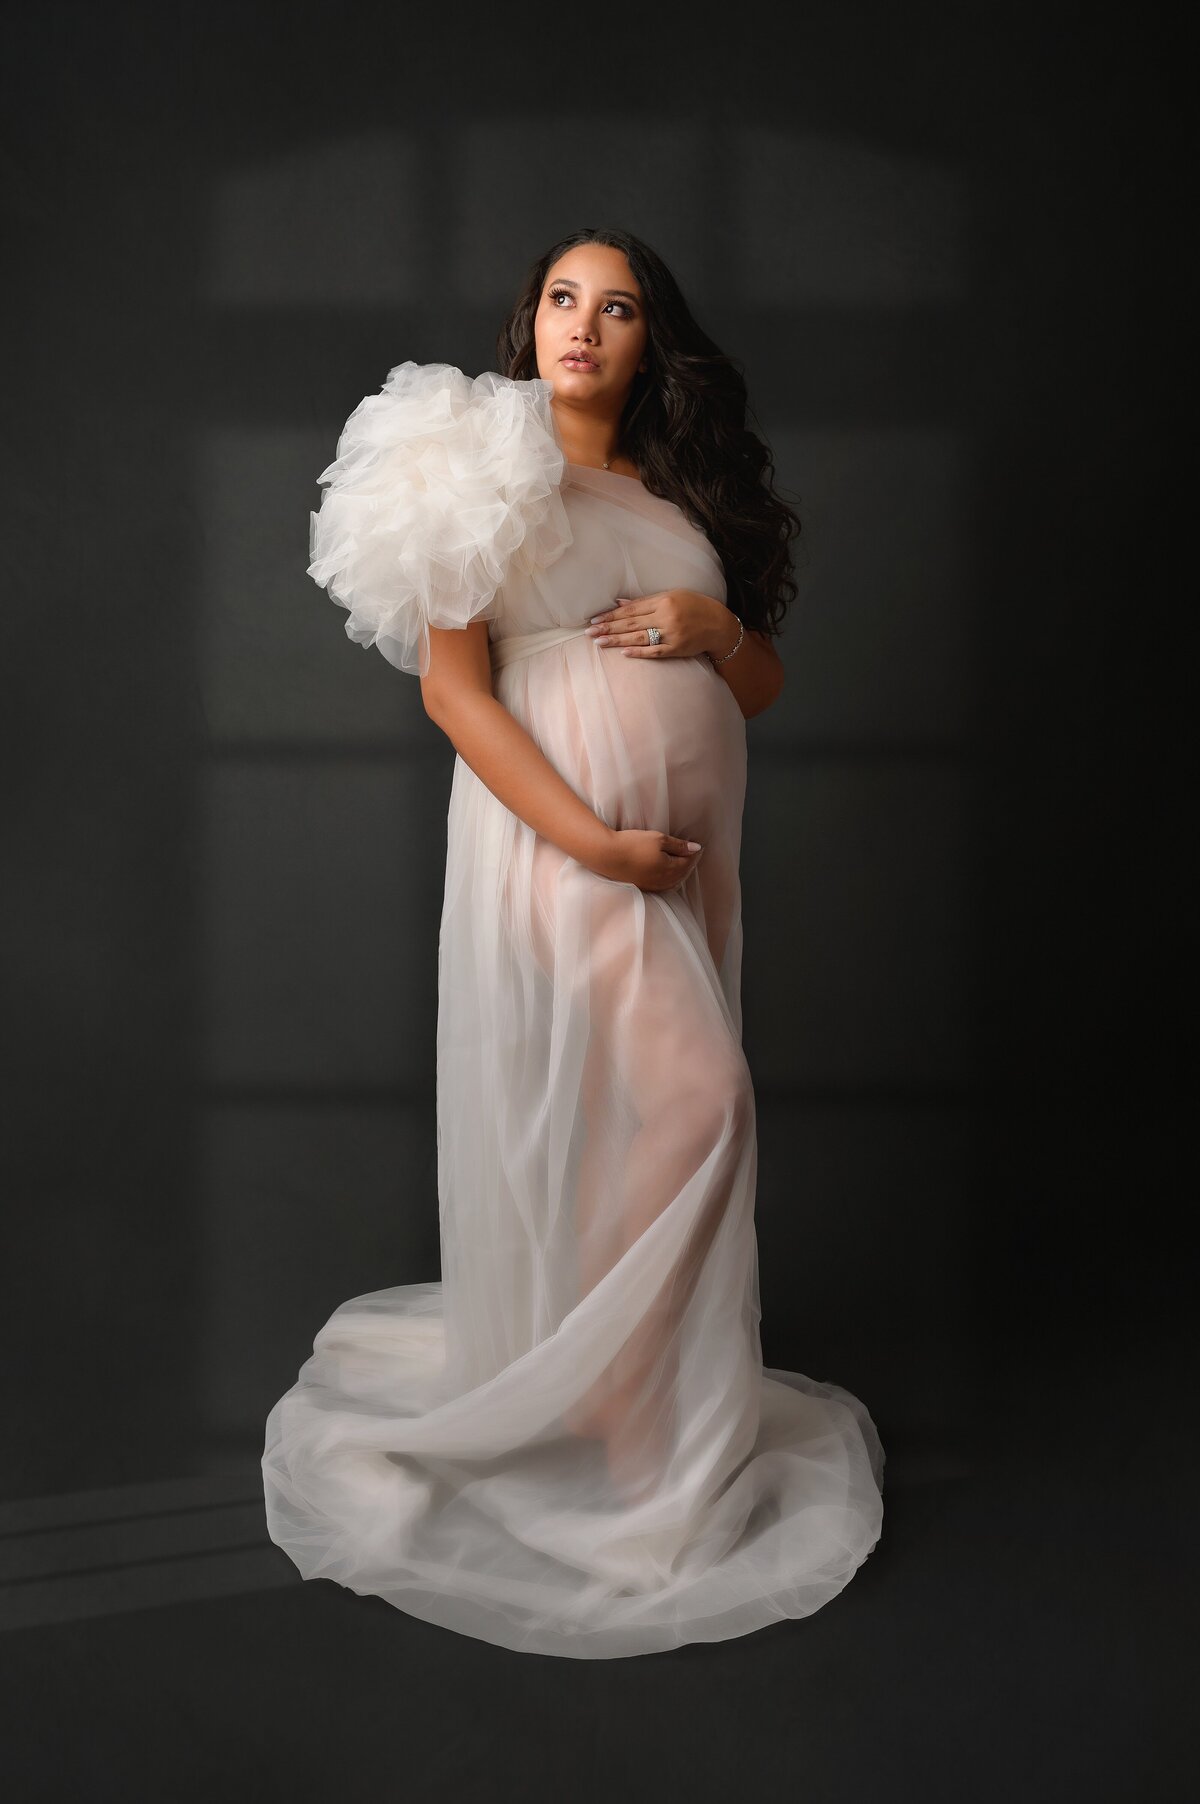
[590, 827, 703, 891]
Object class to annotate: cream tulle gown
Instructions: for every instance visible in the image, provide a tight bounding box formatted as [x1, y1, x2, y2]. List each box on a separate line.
[261, 361, 885, 1658]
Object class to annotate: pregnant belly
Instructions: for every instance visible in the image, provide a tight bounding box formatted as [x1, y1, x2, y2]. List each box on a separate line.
[505, 637, 747, 842]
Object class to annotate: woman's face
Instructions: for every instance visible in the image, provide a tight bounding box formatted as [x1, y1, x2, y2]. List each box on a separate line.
[533, 243, 649, 409]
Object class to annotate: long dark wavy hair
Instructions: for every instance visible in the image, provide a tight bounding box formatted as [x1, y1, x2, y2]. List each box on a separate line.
[495, 227, 800, 642]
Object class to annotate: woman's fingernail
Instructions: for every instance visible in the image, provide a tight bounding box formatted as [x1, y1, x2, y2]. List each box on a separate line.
[686, 841, 702, 851]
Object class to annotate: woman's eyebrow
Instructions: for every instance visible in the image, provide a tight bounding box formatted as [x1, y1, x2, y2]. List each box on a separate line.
[548, 276, 641, 303]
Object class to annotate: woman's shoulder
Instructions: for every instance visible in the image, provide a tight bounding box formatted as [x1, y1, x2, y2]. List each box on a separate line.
[307, 360, 574, 677]
[316, 361, 569, 510]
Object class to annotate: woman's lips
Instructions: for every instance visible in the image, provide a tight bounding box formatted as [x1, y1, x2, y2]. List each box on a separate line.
[561, 355, 599, 371]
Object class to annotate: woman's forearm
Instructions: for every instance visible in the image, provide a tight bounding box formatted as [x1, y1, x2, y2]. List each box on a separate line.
[427, 689, 616, 875]
[705, 617, 785, 720]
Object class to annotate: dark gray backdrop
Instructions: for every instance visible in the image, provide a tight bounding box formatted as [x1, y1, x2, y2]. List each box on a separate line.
[3, 3, 1186, 1797]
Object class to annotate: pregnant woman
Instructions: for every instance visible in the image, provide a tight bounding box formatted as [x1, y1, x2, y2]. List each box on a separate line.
[262, 228, 885, 1659]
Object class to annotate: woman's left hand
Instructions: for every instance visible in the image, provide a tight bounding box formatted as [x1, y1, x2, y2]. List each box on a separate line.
[582, 589, 741, 661]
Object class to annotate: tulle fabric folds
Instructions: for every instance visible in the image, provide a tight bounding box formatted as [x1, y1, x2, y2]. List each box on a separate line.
[305, 361, 573, 677]
[265, 371, 886, 1658]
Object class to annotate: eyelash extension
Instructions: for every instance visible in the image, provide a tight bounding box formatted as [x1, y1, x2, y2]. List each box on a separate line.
[547, 285, 635, 318]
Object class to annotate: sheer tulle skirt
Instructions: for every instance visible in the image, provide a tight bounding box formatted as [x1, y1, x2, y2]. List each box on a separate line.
[262, 634, 885, 1658]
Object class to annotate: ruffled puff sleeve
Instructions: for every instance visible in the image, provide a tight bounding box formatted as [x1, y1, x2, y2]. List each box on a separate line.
[306, 361, 574, 678]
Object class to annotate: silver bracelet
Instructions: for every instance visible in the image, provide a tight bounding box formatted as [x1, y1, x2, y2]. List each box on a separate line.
[708, 615, 744, 665]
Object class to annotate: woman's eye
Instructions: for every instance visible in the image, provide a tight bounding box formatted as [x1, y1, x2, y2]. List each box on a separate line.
[547, 289, 634, 318]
